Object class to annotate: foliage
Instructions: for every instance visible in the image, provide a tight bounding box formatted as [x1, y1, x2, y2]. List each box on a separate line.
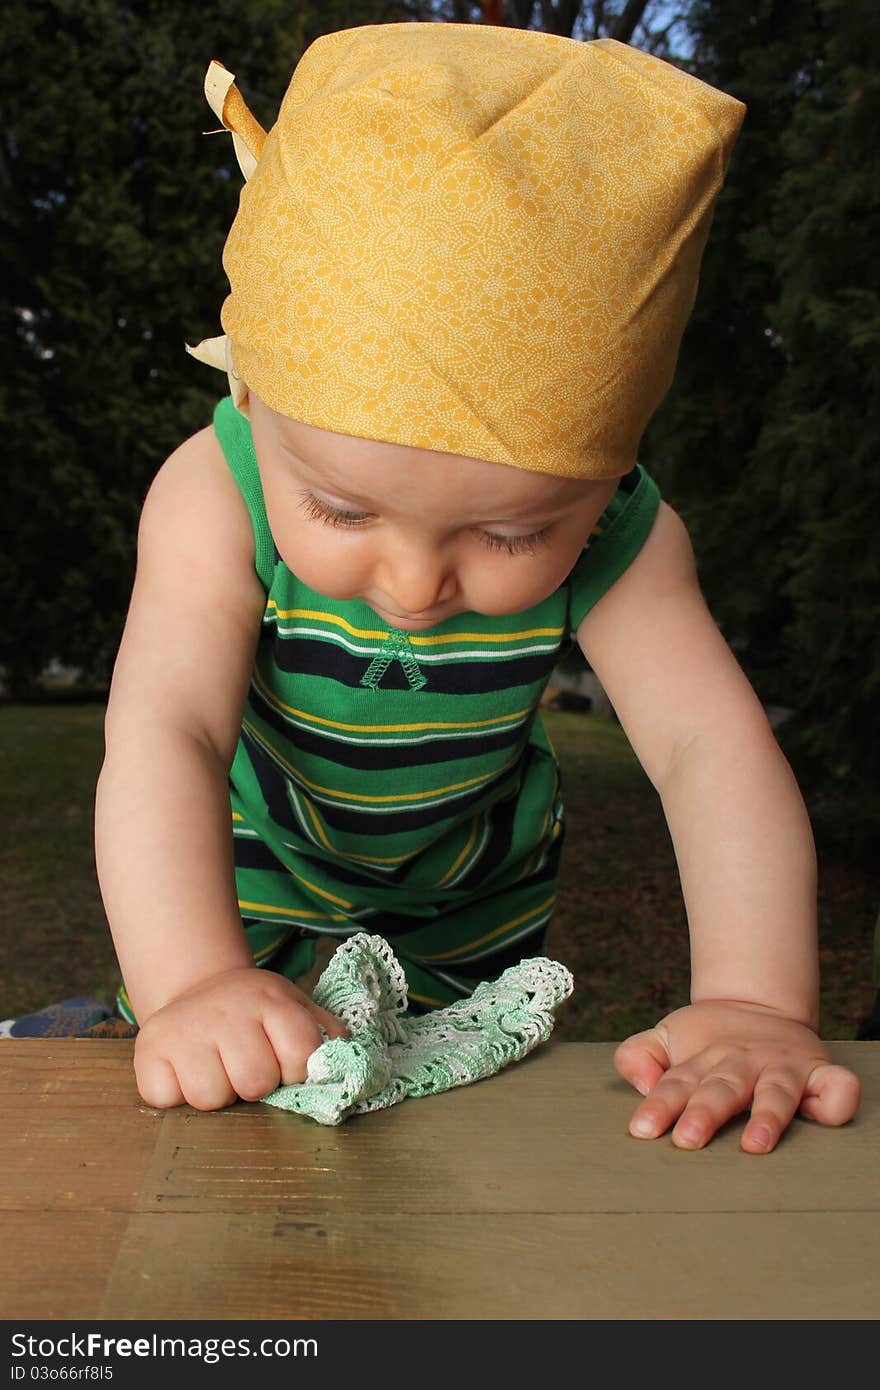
[0, 0, 408, 692]
[3, 1, 876, 854]
[433, 0, 685, 52]
[640, 0, 880, 845]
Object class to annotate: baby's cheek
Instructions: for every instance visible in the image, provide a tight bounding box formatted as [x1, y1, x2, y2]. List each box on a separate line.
[463, 558, 562, 617]
[274, 530, 367, 601]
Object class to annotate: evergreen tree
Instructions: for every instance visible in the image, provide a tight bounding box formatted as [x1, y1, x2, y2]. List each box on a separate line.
[0, 0, 408, 692]
[761, 0, 879, 819]
[641, 0, 879, 844]
[5, 0, 876, 849]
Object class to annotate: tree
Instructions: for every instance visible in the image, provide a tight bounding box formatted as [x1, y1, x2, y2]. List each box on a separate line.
[468, 0, 688, 53]
[6, 0, 875, 842]
[640, 0, 879, 843]
[0, 0, 409, 692]
[756, 0, 880, 817]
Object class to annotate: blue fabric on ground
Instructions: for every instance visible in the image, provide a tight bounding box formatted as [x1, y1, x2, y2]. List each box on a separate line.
[0, 996, 136, 1038]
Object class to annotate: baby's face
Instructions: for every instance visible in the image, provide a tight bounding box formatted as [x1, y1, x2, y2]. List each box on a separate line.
[248, 396, 618, 630]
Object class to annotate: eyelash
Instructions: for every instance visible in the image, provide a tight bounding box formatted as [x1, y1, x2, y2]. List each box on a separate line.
[478, 529, 549, 557]
[299, 493, 369, 528]
[298, 492, 550, 556]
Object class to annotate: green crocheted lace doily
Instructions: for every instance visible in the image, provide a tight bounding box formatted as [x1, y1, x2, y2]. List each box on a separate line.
[262, 933, 574, 1125]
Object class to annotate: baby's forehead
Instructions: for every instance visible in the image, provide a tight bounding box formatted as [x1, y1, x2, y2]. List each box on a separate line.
[258, 401, 608, 511]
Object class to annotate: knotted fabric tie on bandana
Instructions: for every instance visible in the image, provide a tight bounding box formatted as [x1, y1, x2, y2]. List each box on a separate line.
[261, 932, 574, 1125]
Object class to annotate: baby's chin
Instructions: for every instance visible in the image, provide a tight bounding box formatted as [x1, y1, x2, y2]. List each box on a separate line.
[363, 598, 548, 630]
[363, 601, 455, 631]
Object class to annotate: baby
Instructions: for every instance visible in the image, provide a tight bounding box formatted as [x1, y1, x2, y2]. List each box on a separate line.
[94, 23, 860, 1150]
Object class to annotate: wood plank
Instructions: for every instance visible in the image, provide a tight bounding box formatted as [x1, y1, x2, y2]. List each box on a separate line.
[131, 1042, 880, 1217]
[2, 1038, 876, 1321]
[3, 1042, 876, 1220]
[0, 1040, 161, 1211]
[0, 1214, 131, 1320]
[99, 1210, 880, 1321]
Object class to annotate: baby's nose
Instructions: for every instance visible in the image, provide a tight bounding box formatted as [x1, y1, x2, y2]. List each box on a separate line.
[378, 537, 456, 615]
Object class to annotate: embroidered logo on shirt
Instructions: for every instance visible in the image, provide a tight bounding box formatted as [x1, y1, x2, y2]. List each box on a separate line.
[360, 628, 427, 692]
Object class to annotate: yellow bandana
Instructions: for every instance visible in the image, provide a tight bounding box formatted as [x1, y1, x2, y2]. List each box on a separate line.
[188, 23, 745, 479]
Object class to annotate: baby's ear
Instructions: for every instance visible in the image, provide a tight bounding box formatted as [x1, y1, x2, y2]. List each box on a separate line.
[203, 60, 267, 182]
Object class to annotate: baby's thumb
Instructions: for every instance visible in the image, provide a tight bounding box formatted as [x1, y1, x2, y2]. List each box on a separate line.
[799, 1062, 861, 1127]
[614, 1027, 671, 1096]
[303, 995, 349, 1042]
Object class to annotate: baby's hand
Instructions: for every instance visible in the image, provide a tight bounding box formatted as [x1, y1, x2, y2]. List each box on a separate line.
[614, 1000, 860, 1153]
[133, 966, 348, 1110]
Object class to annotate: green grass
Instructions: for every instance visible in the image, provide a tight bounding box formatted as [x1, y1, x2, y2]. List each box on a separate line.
[2, 703, 877, 1038]
[1, 703, 120, 1016]
[543, 709, 880, 1041]
[544, 709, 694, 1040]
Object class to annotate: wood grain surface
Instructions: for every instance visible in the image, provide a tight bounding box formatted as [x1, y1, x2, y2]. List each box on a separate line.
[2, 1040, 877, 1320]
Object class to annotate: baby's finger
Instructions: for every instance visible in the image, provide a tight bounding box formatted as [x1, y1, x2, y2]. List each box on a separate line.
[174, 1044, 238, 1111]
[668, 1066, 758, 1149]
[799, 1063, 861, 1127]
[219, 1024, 288, 1103]
[614, 1027, 671, 1097]
[134, 1049, 185, 1109]
[261, 1002, 330, 1086]
[627, 1068, 700, 1141]
[740, 1071, 804, 1154]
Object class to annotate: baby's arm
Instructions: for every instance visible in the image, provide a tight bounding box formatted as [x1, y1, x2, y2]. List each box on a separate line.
[94, 428, 345, 1110]
[577, 502, 860, 1152]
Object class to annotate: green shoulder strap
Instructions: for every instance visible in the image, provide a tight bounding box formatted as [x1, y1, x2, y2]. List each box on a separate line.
[212, 397, 276, 590]
[567, 465, 661, 630]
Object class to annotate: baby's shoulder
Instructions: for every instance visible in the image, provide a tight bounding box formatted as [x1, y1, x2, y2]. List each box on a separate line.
[137, 423, 256, 574]
[154, 422, 229, 489]
[144, 423, 247, 522]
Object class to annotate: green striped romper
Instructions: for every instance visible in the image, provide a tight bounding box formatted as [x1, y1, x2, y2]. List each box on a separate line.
[118, 398, 660, 1020]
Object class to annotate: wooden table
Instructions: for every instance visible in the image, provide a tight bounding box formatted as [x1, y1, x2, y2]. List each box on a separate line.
[2, 1039, 877, 1321]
